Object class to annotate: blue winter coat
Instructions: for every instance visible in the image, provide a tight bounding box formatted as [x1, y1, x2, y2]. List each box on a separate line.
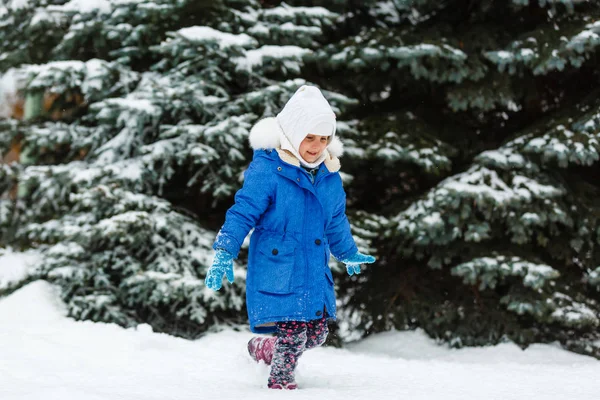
[213, 117, 357, 333]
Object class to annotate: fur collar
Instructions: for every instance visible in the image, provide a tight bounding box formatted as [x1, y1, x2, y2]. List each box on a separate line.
[249, 117, 343, 172]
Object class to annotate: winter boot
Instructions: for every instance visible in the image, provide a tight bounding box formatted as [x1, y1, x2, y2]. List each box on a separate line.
[268, 382, 298, 390]
[247, 336, 276, 365]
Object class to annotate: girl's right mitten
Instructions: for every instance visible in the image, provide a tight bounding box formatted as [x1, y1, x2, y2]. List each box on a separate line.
[205, 249, 234, 290]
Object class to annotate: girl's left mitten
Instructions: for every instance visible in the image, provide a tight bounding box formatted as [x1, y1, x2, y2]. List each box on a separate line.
[205, 249, 235, 291]
[341, 251, 376, 276]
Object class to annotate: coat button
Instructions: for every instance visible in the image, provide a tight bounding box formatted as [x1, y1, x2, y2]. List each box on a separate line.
[297, 178, 300, 182]
[315, 239, 321, 245]
[272, 249, 278, 255]
[277, 167, 282, 171]
[316, 310, 322, 316]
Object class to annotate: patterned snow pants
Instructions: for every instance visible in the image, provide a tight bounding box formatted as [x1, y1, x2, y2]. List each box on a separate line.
[268, 314, 329, 388]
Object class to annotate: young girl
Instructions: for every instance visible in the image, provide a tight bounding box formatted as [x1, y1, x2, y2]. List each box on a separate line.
[205, 85, 376, 390]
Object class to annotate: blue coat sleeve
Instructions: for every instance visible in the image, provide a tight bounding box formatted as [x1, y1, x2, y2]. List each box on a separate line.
[325, 187, 358, 261]
[213, 159, 273, 258]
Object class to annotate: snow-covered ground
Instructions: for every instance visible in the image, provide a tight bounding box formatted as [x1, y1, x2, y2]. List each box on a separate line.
[1, 254, 600, 400]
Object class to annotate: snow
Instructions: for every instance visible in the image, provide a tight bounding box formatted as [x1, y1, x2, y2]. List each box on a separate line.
[248, 24, 270, 36]
[0, 69, 19, 118]
[5, 0, 32, 10]
[104, 97, 159, 114]
[551, 303, 598, 326]
[175, 26, 256, 49]
[47, 0, 146, 14]
[371, 1, 402, 24]
[513, 175, 563, 197]
[236, 45, 311, 71]
[30, 8, 60, 27]
[1, 279, 600, 399]
[16, 59, 117, 99]
[263, 3, 337, 19]
[496, 50, 513, 59]
[82, 59, 109, 93]
[49, 0, 112, 14]
[279, 22, 321, 35]
[422, 211, 444, 228]
[388, 43, 466, 63]
[452, 256, 559, 290]
[348, 329, 584, 364]
[477, 148, 526, 169]
[0, 248, 41, 290]
[362, 47, 382, 57]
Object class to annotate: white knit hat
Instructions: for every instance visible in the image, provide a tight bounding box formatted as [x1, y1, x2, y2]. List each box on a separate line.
[276, 85, 337, 168]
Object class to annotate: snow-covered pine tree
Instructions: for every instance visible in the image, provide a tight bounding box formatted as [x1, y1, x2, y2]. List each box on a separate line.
[2, 0, 600, 358]
[312, 0, 600, 356]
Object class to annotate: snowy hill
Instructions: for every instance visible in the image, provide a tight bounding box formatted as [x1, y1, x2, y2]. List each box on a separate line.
[1, 280, 599, 400]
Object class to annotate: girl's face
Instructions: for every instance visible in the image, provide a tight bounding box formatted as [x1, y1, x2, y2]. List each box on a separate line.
[299, 134, 328, 163]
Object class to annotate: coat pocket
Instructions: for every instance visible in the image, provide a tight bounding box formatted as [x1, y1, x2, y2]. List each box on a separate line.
[255, 240, 296, 294]
[325, 267, 334, 286]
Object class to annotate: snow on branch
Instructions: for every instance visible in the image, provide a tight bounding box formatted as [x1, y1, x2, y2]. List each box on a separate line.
[485, 20, 600, 75]
[174, 26, 257, 49]
[451, 255, 559, 290]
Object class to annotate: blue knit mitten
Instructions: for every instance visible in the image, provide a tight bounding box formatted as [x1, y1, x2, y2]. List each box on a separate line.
[340, 252, 376, 276]
[205, 249, 235, 290]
